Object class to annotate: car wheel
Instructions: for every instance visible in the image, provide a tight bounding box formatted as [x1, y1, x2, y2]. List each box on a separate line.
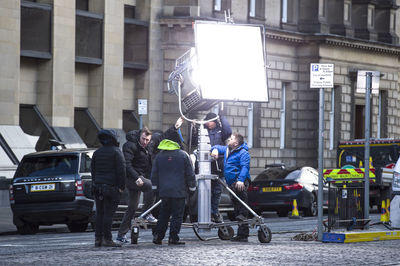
[17, 222, 39, 235]
[67, 222, 88, 233]
[277, 210, 289, 217]
[305, 193, 317, 217]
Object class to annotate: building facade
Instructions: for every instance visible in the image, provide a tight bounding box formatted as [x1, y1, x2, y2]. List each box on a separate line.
[0, 0, 400, 178]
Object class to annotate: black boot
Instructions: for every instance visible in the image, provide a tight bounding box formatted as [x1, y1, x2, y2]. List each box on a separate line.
[102, 239, 122, 247]
[168, 238, 185, 245]
[94, 237, 102, 247]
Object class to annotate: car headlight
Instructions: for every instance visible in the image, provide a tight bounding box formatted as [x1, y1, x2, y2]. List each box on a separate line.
[393, 171, 400, 189]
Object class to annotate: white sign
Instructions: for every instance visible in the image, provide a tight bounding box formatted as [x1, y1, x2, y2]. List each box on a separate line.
[356, 70, 380, 95]
[138, 99, 147, 115]
[310, 63, 334, 88]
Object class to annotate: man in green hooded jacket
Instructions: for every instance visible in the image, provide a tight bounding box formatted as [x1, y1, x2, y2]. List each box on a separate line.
[151, 130, 196, 245]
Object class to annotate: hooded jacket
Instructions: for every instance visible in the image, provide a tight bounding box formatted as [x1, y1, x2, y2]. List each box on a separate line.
[91, 129, 126, 191]
[151, 139, 196, 198]
[211, 142, 250, 186]
[123, 130, 152, 189]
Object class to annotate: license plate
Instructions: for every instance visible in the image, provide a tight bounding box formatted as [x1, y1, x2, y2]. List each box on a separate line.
[31, 183, 55, 192]
[262, 187, 282, 192]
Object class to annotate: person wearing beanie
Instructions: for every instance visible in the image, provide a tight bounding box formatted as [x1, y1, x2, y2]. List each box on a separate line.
[211, 132, 251, 242]
[151, 132, 196, 245]
[91, 129, 126, 247]
[204, 111, 232, 223]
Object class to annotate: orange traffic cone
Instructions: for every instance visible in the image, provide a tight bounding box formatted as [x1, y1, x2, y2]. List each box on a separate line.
[289, 199, 301, 219]
[380, 200, 389, 222]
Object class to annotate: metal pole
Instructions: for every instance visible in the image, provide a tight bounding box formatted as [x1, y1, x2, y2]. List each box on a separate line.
[317, 87, 325, 241]
[364, 72, 372, 227]
[248, 103, 254, 149]
[139, 115, 143, 129]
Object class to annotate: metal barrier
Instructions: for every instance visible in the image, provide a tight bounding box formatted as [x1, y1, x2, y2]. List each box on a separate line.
[327, 182, 370, 231]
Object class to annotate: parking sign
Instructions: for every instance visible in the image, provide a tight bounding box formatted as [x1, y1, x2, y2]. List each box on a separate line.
[310, 63, 334, 88]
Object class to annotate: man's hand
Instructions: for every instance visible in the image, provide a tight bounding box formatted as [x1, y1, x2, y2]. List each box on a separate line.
[175, 117, 184, 129]
[235, 181, 245, 191]
[136, 176, 144, 187]
[211, 149, 219, 160]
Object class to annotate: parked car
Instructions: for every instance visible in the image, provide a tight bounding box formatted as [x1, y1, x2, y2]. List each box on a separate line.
[248, 165, 328, 217]
[9, 149, 96, 234]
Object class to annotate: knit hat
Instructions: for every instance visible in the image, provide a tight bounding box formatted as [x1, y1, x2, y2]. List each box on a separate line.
[163, 128, 181, 144]
[205, 112, 217, 121]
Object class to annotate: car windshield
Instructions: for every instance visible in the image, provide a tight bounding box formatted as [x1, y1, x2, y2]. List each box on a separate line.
[284, 170, 301, 180]
[14, 155, 79, 177]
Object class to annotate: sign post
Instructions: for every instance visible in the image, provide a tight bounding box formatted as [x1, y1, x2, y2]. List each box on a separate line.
[138, 99, 148, 129]
[356, 70, 380, 228]
[310, 63, 334, 241]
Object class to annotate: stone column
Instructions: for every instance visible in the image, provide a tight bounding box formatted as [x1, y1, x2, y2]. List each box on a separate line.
[0, 0, 20, 125]
[101, 0, 124, 128]
[147, 0, 163, 130]
[50, 0, 75, 127]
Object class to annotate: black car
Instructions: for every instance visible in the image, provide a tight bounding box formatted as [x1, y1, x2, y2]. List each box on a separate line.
[248, 166, 328, 217]
[9, 149, 96, 234]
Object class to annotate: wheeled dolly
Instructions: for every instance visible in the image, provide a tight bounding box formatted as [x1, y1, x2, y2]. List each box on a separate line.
[130, 178, 272, 244]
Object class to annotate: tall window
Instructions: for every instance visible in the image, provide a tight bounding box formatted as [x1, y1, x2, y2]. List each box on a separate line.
[377, 90, 387, 138]
[344, 1, 351, 23]
[214, 0, 231, 12]
[368, 5, 375, 28]
[249, 0, 265, 19]
[318, 0, 326, 18]
[282, 0, 288, 23]
[281, 0, 296, 24]
[280, 83, 286, 149]
[21, 1, 52, 59]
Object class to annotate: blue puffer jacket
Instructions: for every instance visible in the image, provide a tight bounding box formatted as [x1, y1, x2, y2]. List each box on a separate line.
[211, 143, 250, 186]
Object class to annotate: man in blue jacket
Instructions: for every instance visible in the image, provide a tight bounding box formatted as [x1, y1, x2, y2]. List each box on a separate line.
[211, 132, 251, 242]
[151, 130, 196, 245]
[204, 112, 232, 223]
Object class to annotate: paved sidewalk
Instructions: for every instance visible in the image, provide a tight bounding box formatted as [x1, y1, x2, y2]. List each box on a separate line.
[0, 206, 14, 234]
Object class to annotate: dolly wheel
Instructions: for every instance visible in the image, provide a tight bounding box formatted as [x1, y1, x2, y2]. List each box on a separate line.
[131, 226, 139, 244]
[218, 226, 234, 240]
[258, 225, 272, 243]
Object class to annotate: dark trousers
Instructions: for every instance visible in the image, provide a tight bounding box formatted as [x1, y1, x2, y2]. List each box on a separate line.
[118, 177, 153, 237]
[230, 180, 250, 237]
[155, 198, 186, 241]
[211, 160, 224, 215]
[94, 184, 121, 240]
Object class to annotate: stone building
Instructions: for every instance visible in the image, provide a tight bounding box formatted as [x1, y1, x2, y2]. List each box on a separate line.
[0, 0, 400, 178]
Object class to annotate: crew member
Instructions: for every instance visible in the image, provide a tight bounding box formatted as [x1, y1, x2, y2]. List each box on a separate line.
[91, 129, 126, 247]
[211, 132, 251, 242]
[151, 130, 196, 245]
[204, 111, 232, 223]
[116, 127, 155, 243]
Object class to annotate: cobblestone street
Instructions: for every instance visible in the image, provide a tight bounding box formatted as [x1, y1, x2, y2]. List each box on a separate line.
[1, 225, 399, 265]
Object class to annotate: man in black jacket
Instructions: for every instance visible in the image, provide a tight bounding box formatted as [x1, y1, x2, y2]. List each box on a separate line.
[116, 127, 154, 243]
[204, 111, 232, 223]
[91, 129, 126, 247]
[151, 130, 196, 245]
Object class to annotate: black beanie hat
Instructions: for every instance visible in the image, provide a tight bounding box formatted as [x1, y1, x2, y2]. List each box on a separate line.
[205, 112, 217, 121]
[164, 128, 181, 144]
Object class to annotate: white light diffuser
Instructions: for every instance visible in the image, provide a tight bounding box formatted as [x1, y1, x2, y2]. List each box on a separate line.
[194, 22, 268, 102]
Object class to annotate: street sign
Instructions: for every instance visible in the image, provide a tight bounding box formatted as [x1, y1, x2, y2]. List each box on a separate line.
[138, 99, 147, 115]
[356, 70, 380, 95]
[310, 63, 334, 88]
